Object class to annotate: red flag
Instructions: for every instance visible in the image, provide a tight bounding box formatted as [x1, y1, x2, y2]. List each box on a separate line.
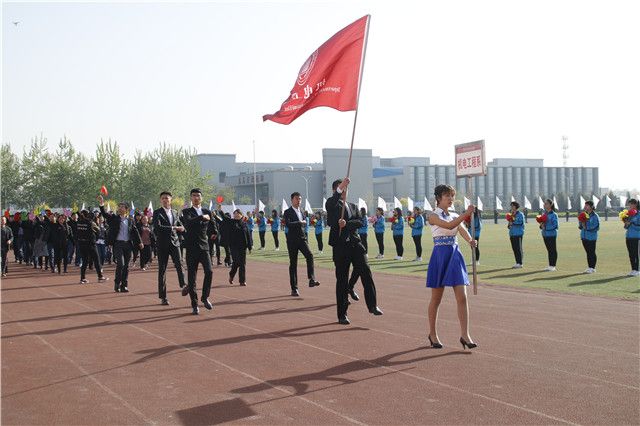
[100, 185, 108, 196]
[263, 15, 369, 125]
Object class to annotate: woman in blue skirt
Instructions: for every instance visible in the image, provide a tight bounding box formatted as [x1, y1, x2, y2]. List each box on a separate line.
[426, 184, 477, 350]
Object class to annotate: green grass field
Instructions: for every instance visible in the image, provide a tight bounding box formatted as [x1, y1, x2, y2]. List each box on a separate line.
[248, 219, 640, 300]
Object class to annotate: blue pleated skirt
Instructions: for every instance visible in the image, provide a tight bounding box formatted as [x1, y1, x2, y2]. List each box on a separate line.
[426, 243, 469, 288]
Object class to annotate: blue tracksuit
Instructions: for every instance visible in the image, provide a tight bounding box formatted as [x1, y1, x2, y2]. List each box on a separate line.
[626, 212, 640, 239]
[358, 216, 368, 235]
[579, 212, 599, 241]
[247, 217, 254, 232]
[410, 215, 424, 237]
[392, 216, 404, 236]
[509, 211, 525, 237]
[270, 217, 279, 232]
[374, 216, 385, 234]
[314, 218, 323, 235]
[258, 217, 267, 232]
[541, 211, 558, 238]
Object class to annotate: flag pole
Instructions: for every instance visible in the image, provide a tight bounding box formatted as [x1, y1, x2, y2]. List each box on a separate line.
[468, 176, 478, 295]
[340, 15, 371, 224]
[253, 140, 258, 213]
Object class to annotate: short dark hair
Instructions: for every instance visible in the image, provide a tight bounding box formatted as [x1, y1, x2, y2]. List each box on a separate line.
[190, 188, 202, 195]
[332, 179, 342, 191]
[291, 192, 301, 200]
[118, 202, 129, 210]
[629, 198, 638, 206]
[511, 201, 520, 209]
[159, 191, 172, 198]
[545, 198, 555, 211]
[585, 200, 594, 208]
[434, 184, 455, 201]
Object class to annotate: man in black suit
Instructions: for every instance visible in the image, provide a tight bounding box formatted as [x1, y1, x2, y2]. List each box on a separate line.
[326, 178, 382, 325]
[283, 192, 320, 296]
[181, 188, 217, 315]
[97, 195, 142, 293]
[153, 191, 186, 306]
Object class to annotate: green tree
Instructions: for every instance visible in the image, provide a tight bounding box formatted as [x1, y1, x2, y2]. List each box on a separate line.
[19, 134, 50, 208]
[1, 143, 21, 208]
[42, 136, 89, 207]
[88, 139, 129, 203]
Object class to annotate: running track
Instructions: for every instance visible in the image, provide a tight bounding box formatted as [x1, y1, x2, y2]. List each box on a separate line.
[1, 259, 638, 425]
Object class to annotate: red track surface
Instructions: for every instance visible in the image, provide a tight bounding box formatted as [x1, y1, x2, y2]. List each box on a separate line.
[2, 259, 638, 425]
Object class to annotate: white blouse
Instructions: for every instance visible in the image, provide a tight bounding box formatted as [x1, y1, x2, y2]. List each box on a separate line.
[428, 207, 460, 238]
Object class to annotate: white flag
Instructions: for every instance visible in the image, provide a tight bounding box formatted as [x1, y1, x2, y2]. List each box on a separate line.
[232, 200, 237, 212]
[281, 198, 288, 213]
[605, 195, 611, 209]
[464, 196, 471, 209]
[524, 196, 532, 210]
[477, 196, 483, 211]
[538, 196, 544, 210]
[130, 202, 135, 216]
[148, 201, 153, 211]
[209, 200, 213, 211]
[358, 198, 367, 211]
[579, 195, 586, 208]
[553, 196, 558, 210]
[378, 197, 387, 211]
[106, 203, 112, 212]
[592, 194, 600, 208]
[407, 197, 414, 212]
[81, 202, 86, 211]
[322, 197, 327, 212]
[619, 195, 628, 207]
[423, 197, 433, 212]
[393, 196, 402, 209]
[495, 196, 503, 210]
[511, 195, 516, 202]
[304, 198, 313, 214]
[566, 196, 572, 211]
[258, 199, 265, 212]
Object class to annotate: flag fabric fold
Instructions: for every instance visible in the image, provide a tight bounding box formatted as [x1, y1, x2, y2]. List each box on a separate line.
[304, 199, 313, 214]
[423, 197, 433, 212]
[358, 198, 367, 211]
[263, 16, 369, 125]
[258, 199, 266, 212]
[378, 197, 386, 211]
[393, 196, 402, 209]
[524, 196, 532, 210]
[477, 196, 483, 211]
[495, 196, 503, 211]
[407, 197, 414, 212]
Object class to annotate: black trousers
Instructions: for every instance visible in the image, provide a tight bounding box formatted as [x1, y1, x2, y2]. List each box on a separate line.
[230, 246, 247, 284]
[186, 248, 213, 307]
[315, 232, 324, 252]
[474, 236, 480, 261]
[287, 239, 315, 290]
[581, 239, 597, 269]
[259, 231, 266, 248]
[113, 241, 132, 288]
[213, 238, 221, 262]
[412, 235, 422, 258]
[157, 244, 186, 299]
[272, 231, 279, 249]
[375, 233, 384, 255]
[80, 242, 102, 280]
[23, 241, 33, 264]
[1, 248, 8, 274]
[543, 237, 557, 267]
[333, 244, 377, 319]
[359, 233, 368, 253]
[54, 245, 69, 273]
[13, 236, 22, 261]
[510, 236, 523, 265]
[393, 235, 404, 257]
[626, 238, 639, 271]
[140, 244, 152, 268]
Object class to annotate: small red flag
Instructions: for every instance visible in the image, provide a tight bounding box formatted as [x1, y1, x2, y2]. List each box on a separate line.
[263, 15, 369, 125]
[100, 185, 108, 196]
[216, 195, 224, 203]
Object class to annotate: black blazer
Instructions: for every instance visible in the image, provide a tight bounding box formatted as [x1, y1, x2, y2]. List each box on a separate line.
[219, 216, 251, 250]
[181, 207, 217, 251]
[283, 206, 307, 243]
[152, 207, 182, 248]
[325, 190, 363, 248]
[99, 206, 141, 247]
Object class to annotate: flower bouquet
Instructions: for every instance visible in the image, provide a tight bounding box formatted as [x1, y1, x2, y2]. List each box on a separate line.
[535, 213, 548, 224]
[505, 213, 515, 222]
[578, 212, 590, 222]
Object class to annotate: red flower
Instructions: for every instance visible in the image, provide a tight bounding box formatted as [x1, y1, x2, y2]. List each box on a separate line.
[535, 213, 548, 224]
[629, 209, 638, 217]
[505, 213, 514, 222]
[267, 218, 273, 224]
[578, 212, 589, 222]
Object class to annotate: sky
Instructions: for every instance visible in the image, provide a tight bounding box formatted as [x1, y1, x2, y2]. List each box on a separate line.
[3, 0, 639, 190]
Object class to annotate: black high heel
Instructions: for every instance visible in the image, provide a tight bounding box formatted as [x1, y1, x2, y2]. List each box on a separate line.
[428, 335, 443, 349]
[460, 337, 477, 349]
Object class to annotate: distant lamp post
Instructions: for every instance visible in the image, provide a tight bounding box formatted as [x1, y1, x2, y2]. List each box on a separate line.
[301, 175, 312, 207]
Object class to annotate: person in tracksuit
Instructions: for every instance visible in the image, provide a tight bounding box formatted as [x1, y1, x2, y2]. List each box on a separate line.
[578, 200, 599, 274]
[257, 211, 267, 250]
[623, 198, 640, 277]
[410, 207, 424, 262]
[391, 207, 404, 260]
[374, 208, 385, 259]
[357, 207, 368, 255]
[508, 202, 525, 268]
[313, 211, 324, 254]
[540, 199, 559, 271]
[270, 210, 280, 251]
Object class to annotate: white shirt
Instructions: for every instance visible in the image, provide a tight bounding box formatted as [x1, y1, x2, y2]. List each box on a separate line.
[163, 207, 173, 224]
[293, 207, 303, 222]
[429, 207, 460, 238]
[194, 206, 203, 216]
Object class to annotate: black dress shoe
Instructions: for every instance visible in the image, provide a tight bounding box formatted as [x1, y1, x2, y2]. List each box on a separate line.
[179, 282, 185, 289]
[161, 298, 169, 306]
[349, 290, 360, 301]
[114, 284, 120, 293]
[192, 306, 199, 315]
[291, 289, 300, 296]
[120, 286, 129, 293]
[428, 335, 443, 349]
[338, 316, 350, 325]
[308, 279, 320, 287]
[181, 286, 189, 297]
[369, 307, 383, 316]
[202, 298, 213, 310]
[460, 337, 477, 349]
